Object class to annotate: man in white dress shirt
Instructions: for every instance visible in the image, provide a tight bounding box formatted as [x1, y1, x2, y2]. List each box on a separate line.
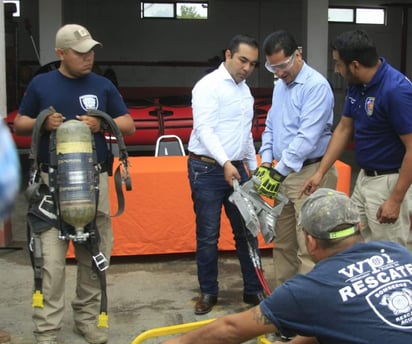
[187, 34, 264, 315]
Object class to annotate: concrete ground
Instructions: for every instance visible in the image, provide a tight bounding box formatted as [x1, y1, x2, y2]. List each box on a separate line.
[0, 153, 279, 344]
[0, 222, 275, 344]
[1, 150, 410, 344]
[1, 190, 278, 344]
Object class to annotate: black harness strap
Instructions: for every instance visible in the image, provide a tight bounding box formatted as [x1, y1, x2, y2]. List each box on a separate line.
[27, 108, 132, 327]
[86, 109, 132, 217]
[26, 107, 55, 309]
[84, 220, 109, 326]
[27, 223, 44, 308]
[27, 107, 132, 217]
[28, 107, 55, 181]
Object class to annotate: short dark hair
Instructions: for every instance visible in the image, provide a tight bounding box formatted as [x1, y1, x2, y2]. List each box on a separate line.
[263, 30, 298, 57]
[332, 30, 379, 67]
[227, 34, 259, 55]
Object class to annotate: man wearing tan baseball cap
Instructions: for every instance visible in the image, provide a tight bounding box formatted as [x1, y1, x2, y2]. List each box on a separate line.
[14, 23, 135, 344]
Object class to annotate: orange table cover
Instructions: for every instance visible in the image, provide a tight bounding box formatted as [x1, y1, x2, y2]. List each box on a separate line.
[68, 157, 351, 257]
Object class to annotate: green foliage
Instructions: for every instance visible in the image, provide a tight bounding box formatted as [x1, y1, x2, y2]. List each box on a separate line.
[178, 5, 202, 19]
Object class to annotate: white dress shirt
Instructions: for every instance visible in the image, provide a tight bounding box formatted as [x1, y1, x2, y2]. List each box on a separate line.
[188, 63, 257, 170]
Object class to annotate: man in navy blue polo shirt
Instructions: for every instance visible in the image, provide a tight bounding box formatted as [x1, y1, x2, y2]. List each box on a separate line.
[302, 29, 412, 247]
[161, 189, 412, 344]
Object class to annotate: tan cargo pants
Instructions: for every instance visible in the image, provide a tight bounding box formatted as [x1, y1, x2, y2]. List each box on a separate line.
[33, 172, 113, 337]
[351, 170, 412, 246]
[272, 163, 337, 288]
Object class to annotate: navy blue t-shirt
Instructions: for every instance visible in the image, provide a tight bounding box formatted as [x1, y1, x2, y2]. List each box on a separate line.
[260, 241, 412, 343]
[19, 70, 128, 163]
[343, 58, 412, 170]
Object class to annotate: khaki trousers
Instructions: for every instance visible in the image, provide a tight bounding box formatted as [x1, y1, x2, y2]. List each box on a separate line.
[351, 170, 412, 246]
[272, 163, 337, 288]
[33, 172, 113, 336]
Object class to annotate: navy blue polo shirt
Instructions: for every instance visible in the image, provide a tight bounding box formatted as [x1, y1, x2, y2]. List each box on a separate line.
[343, 58, 412, 170]
[19, 70, 128, 164]
[261, 241, 412, 343]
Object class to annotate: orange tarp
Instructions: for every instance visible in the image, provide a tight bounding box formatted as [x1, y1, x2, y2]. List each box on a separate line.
[68, 157, 351, 257]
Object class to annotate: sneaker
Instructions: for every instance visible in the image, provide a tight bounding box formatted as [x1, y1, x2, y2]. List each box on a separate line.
[73, 323, 108, 344]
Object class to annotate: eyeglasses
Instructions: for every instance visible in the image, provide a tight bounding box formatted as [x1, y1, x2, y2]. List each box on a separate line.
[265, 51, 297, 73]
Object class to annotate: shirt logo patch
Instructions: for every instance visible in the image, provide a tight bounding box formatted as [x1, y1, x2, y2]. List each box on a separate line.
[366, 280, 412, 329]
[79, 95, 99, 111]
[365, 97, 375, 116]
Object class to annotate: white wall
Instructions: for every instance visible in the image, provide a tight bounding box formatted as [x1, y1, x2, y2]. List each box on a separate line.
[38, 0, 62, 65]
[304, 0, 329, 77]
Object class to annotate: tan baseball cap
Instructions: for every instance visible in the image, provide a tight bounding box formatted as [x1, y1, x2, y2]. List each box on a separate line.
[55, 24, 102, 53]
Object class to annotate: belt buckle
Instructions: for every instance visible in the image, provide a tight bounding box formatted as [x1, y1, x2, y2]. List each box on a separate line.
[365, 170, 378, 176]
[200, 156, 216, 164]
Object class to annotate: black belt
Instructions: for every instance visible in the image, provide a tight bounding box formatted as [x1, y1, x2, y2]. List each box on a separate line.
[363, 169, 399, 177]
[302, 157, 323, 167]
[40, 162, 108, 174]
[189, 152, 242, 166]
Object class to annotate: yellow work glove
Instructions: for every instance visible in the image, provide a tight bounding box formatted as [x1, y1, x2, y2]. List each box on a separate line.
[254, 166, 285, 199]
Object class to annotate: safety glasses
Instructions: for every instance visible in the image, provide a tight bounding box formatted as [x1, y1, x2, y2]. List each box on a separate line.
[265, 50, 297, 73]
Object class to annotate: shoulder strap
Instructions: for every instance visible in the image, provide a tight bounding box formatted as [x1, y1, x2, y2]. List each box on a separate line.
[28, 108, 131, 217]
[86, 110, 132, 217]
[29, 107, 55, 172]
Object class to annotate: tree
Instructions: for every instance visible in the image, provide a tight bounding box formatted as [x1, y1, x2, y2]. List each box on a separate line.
[178, 5, 202, 19]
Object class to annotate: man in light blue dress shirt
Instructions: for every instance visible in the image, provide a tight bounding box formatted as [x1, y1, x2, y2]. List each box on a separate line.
[259, 30, 337, 289]
[188, 34, 264, 315]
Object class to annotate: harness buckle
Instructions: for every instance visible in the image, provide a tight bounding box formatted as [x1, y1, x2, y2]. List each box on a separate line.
[93, 252, 109, 271]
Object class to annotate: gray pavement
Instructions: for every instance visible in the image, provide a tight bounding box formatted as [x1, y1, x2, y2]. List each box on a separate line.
[1, 191, 276, 344]
[0, 153, 278, 344]
[1, 150, 410, 344]
[1, 231, 273, 344]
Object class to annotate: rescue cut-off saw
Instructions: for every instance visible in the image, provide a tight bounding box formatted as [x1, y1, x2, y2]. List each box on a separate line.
[229, 176, 289, 243]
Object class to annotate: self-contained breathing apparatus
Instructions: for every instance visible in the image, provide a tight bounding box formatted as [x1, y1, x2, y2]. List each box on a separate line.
[26, 107, 132, 328]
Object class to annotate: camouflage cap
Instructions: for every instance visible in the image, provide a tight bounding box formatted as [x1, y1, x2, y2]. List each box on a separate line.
[299, 188, 360, 240]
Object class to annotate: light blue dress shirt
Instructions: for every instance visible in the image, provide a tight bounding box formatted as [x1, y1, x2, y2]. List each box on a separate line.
[259, 62, 334, 176]
[188, 63, 257, 170]
[0, 120, 20, 219]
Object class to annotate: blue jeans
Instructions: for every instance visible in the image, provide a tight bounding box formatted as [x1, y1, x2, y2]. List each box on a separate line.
[188, 157, 262, 296]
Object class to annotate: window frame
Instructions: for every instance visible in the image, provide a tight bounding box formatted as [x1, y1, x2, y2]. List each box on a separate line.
[328, 6, 386, 25]
[355, 7, 386, 25]
[3, 0, 20, 17]
[140, 1, 208, 20]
